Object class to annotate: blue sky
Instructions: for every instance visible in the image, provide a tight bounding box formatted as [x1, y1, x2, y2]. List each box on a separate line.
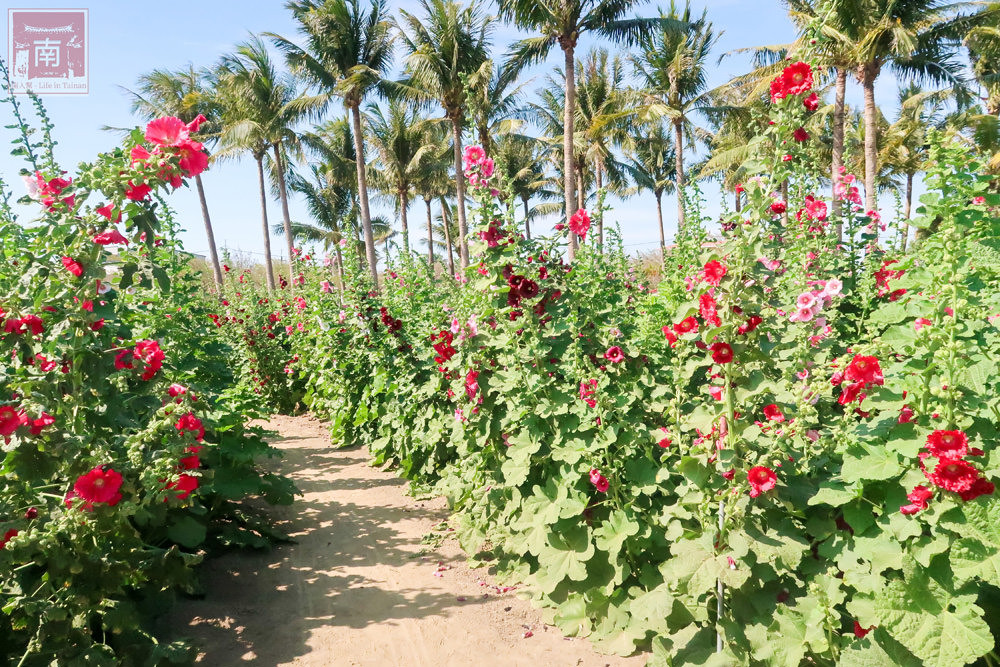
[1, 0, 909, 264]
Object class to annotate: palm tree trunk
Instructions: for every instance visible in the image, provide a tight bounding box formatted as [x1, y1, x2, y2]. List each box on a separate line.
[193, 173, 223, 289]
[902, 171, 913, 251]
[562, 42, 578, 260]
[656, 190, 665, 271]
[256, 155, 276, 291]
[350, 103, 379, 288]
[440, 196, 455, 277]
[451, 117, 470, 271]
[523, 196, 531, 239]
[425, 196, 434, 271]
[832, 67, 847, 240]
[272, 143, 296, 283]
[334, 241, 346, 292]
[577, 163, 585, 210]
[674, 119, 685, 230]
[399, 189, 409, 253]
[734, 188, 741, 213]
[861, 67, 878, 217]
[595, 159, 603, 248]
[781, 180, 789, 226]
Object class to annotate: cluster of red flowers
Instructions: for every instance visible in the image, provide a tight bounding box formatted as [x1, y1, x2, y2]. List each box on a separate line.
[588, 468, 609, 493]
[662, 316, 698, 347]
[699, 292, 721, 327]
[431, 330, 457, 372]
[901, 430, 994, 514]
[504, 268, 540, 309]
[3, 311, 44, 336]
[66, 466, 124, 511]
[115, 339, 165, 381]
[175, 412, 205, 442]
[465, 369, 480, 400]
[568, 209, 591, 241]
[0, 405, 55, 442]
[62, 256, 84, 278]
[379, 306, 403, 333]
[874, 260, 906, 301]
[769, 61, 814, 103]
[833, 354, 884, 406]
[579, 379, 598, 408]
[32, 171, 75, 211]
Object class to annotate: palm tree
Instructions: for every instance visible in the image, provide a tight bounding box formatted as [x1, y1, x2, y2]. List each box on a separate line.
[123, 66, 225, 287]
[412, 124, 454, 271]
[632, 1, 719, 230]
[397, 0, 493, 272]
[623, 121, 675, 267]
[365, 99, 436, 253]
[466, 61, 526, 156]
[217, 37, 312, 285]
[492, 133, 552, 239]
[268, 0, 395, 287]
[500, 0, 671, 259]
[283, 163, 355, 287]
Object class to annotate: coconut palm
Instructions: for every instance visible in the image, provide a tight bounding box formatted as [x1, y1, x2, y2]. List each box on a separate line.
[623, 121, 676, 267]
[123, 66, 225, 287]
[217, 37, 313, 285]
[500, 0, 672, 259]
[466, 61, 526, 156]
[397, 0, 493, 272]
[268, 0, 395, 287]
[413, 124, 454, 271]
[365, 99, 436, 253]
[632, 1, 720, 230]
[492, 133, 553, 239]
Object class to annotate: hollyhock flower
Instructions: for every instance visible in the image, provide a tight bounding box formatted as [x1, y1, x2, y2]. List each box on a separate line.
[710, 342, 734, 364]
[822, 279, 843, 297]
[465, 369, 480, 399]
[321, 281, 333, 293]
[914, 317, 932, 331]
[662, 326, 678, 346]
[699, 292, 722, 327]
[4, 318, 25, 335]
[126, 181, 152, 201]
[782, 154, 794, 162]
[463, 145, 485, 168]
[568, 209, 591, 240]
[674, 317, 698, 335]
[0, 528, 18, 549]
[96, 203, 122, 222]
[769, 76, 787, 103]
[702, 260, 727, 286]
[759, 257, 781, 271]
[853, 621, 874, 638]
[130, 145, 152, 163]
[589, 468, 609, 493]
[176, 139, 208, 177]
[747, 466, 777, 498]
[796, 292, 817, 309]
[0, 406, 23, 437]
[479, 158, 495, 179]
[738, 315, 763, 335]
[145, 116, 190, 146]
[93, 228, 129, 245]
[925, 430, 968, 459]
[803, 195, 827, 221]
[114, 349, 134, 370]
[781, 61, 813, 95]
[763, 404, 784, 422]
[722, 469, 736, 481]
[803, 92, 819, 111]
[838, 382, 866, 406]
[959, 477, 995, 502]
[770, 201, 787, 215]
[70, 466, 124, 510]
[709, 386, 724, 400]
[179, 453, 201, 470]
[845, 355, 883, 386]
[604, 346, 625, 363]
[62, 256, 84, 277]
[658, 429, 672, 448]
[20, 314, 44, 335]
[134, 339, 165, 380]
[175, 412, 205, 441]
[898, 406, 915, 424]
[28, 412, 55, 436]
[900, 485, 933, 514]
[165, 474, 199, 500]
[167, 384, 188, 398]
[518, 279, 540, 299]
[793, 127, 809, 142]
[926, 457, 980, 493]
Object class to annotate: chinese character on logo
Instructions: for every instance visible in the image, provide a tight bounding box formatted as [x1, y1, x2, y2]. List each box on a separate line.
[8, 9, 88, 95]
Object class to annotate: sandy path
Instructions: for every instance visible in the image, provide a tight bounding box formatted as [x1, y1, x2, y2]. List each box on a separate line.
[162, 414, 646, 667]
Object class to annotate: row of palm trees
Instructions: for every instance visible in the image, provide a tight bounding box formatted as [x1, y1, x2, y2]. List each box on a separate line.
[125, 0, 1000, 290]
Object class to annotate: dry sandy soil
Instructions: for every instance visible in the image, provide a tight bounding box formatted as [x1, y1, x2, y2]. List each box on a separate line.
[162, 414, 647, 667]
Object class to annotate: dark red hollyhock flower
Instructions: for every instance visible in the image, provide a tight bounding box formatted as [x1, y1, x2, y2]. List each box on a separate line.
[770, 201, 787, 215]
[68, 466, 124, 510]
[61, 256, 84, 277]
[853, 621, 874, 638]
[763, 404, 785, 422]
[925, 457, 980, 493]
[0, 529, 17, 549]
[793, 127, 810, 142]
[959, 477, 995, 502]
[673, 317, 698, 335]
[803, 92, 820, 111]
[702, 260, 727, 286]
[900, 485, 933, 515]
[722, 468, 736, 480]
[604, 346, 625, 363]
[845, 355, 884, 386]
[924, 430, 968, 459]
[479, 221, 503, 247]
[518, 279, 539, 299]
[91, 319, 106, 332]
[747, 466, 776, 497]
[710, 342, 734, 364]
[738, 315, 763, 335]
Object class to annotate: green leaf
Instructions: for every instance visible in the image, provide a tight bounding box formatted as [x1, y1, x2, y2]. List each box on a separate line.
[167, 515, 206, 548]
[842, 447, 903, 481]
[552, 596, 591, 637]
[839, 630, 923, 667]
[808, 482, 856, 507]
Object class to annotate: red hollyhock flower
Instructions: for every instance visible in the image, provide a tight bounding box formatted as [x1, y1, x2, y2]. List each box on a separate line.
[179, 453, 201, 470]
[781, 61, 813, 95]
[604, 346, 625, 363]
[134, 339, 165, 380]
[114, 349, 134, 370]
[177, 140, 208, 177]
[926, 457, 980, 493]
[662, 326, 678, 346]
[167, 383, 188, 398]
[674, 317, 699, 335]
[568, 209, 591, 240]
[770, 201, 787, 215]
[69, 466, 124, 510]
[93, 228, 129, 245]
[175, 412, 205, 441]
[900, 485, 933, 515]
[738, 315, 763, 335]
[589, 468, 609, 493]
[144, 116, 190, 147]
[838, 381, 866, 406]
[853, 621, 873, 638]
[763, 404, 785, 422]
[747, 466, 776, 497]
[0, 406, 23, 437]
[62, 256, 84, 277]
[126, 181, 152, 201]
[803, 92, 819, 111]
[925, 430, 968, 459]
[91, 319, 105, 332]
[959, 477, 995, 502]
[844, 355, 884, 386]
[21, 314, 44, 335]
[699, 292, 721, 327]
[710, 342, 734, 364]
[165, 474, 199, 500]
[465, 369, 480, 399]
[27, 412, 54, 436]
[702, 260, 727, 286]
[96, 203, 122, 222]
[793, 127, 810, 142]
[0, 529, 18, 549]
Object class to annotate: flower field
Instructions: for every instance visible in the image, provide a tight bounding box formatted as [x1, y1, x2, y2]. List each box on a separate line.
[4, 1, 1000, 664]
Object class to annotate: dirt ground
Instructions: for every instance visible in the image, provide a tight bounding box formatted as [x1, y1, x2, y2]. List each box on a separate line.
[161, 414, 647, 667]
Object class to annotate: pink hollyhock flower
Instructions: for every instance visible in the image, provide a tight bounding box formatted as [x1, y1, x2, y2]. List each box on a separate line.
[93, 228, 129, 245]
[589, 468, 609, 493]
[604, 346, 625, 363]
[803, 195, 827, 221]
[568, 209, 591, 240]
[747, 466, 777, 497]
[914, 317, 932, 331]
[62, 256, 84, 277]
[320, 281, 333, 293]
[479, 158, 495, 179]
[451, 318, 461, 334]
[69, 466, 123, 510]
[763, 404, 784, 422]
[134, 339, 165, 380]
[709, 386, 723, 400]
[796, 292, 817, 309]
[789, 306, 814, 322]
[130, 145, 151, 163]
[900, 485, 933, 515]
[145, 116, 190, 147]
[699, 292, 722, 327]
[821, 279, 842, 297]
[186, 114, 208, 133]
[177, 140, 208, 177]
[463, 145, 485, 169]
[467, 316, 478, 337]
